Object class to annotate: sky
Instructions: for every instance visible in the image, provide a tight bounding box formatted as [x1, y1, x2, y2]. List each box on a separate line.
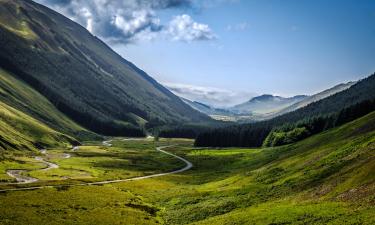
[36, 0, 375, 107]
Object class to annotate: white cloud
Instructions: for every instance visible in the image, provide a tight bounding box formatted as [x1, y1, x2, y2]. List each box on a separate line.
[110, 10, 161, 39]
[36, 0, 216, 44]
[167, 14, 216, 42]
[164, 83, 255, 107]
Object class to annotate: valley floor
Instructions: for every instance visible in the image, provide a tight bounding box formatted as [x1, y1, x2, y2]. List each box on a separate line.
[0, 112, 375, 224]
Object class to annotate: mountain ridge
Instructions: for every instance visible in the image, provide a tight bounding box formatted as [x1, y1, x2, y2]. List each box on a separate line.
[276, 81, 356, 116]
[231, 94, 307, 115]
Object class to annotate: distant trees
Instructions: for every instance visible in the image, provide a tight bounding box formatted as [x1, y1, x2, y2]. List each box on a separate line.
[194, 122, 273, 147]
[158, 124, 213, 139]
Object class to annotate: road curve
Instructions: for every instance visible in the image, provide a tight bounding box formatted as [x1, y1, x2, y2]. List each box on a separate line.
[0, 145, 192, 192]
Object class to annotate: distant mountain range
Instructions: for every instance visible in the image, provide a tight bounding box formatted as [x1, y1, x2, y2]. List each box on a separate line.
[181, 81, 356, 122]
[231, 94, 307, 114]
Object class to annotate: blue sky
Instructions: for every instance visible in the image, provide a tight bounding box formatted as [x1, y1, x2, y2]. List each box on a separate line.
[37, 0, 375, 107]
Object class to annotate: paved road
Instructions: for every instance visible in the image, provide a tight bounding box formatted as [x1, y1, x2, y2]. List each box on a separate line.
[0, 145, 192, 192]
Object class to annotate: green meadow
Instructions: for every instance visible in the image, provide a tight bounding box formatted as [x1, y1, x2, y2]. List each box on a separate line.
[0, 112, 374, 224]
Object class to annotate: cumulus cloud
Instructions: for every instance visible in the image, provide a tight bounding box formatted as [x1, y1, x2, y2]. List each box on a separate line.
[167, 14, 216, 42]
[35, 0, 216, 43]
[164, 83, 255, 107]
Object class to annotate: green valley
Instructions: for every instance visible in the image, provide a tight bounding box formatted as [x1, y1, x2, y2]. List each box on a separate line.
[0, 111, 374, 224]
[0, 0, 374, 224]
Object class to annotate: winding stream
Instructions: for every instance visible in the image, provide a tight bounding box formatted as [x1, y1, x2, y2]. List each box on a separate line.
[4, 149, 71, 184]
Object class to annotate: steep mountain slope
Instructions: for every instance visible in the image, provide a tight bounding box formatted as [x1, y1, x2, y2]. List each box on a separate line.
[0, 68, 81, 152]
[0, 68, 96, 140]
[231, 94, 307, 114]
[0, 0, 210, 137]
[276, 81, 355, 116]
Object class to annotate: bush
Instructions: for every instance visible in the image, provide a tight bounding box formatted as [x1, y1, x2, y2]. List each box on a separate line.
[263, 127, 310, 147]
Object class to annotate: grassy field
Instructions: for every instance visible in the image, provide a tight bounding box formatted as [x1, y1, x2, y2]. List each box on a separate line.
[0, 112, 374, 224]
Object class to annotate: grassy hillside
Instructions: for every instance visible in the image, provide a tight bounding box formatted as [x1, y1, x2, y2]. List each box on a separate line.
[185, 112, 375, 224]
[0, 68, 84, 153]
[0, 0, 210, 137]
[0, 68, 97, 140]
[0, 112, 373, 224]
[0, 100, 77, 154]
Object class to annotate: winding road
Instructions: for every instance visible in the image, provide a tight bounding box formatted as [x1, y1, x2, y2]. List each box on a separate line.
[0, 145, 192, 192]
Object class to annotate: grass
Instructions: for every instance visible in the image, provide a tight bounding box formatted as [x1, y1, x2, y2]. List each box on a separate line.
[0, 185, 162, 225]
[193, 200, 374, 225]
[0, 139, 185, 187]
[0, 139, 189, 224]
[29, 145, 184, 182]
[0, 100, 75, 153]
[0, 112, 374, 224]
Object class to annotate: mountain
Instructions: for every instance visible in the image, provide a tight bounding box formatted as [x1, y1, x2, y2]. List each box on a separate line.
[276, 81, 355, 116]
[195, 73, 375, 147]
[231, 94, 307, 114]
[181, 97, 234, 116]
[190, 82, 355, 123]
[0, 0, 210, 138]
[229, 82, 355, 121]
